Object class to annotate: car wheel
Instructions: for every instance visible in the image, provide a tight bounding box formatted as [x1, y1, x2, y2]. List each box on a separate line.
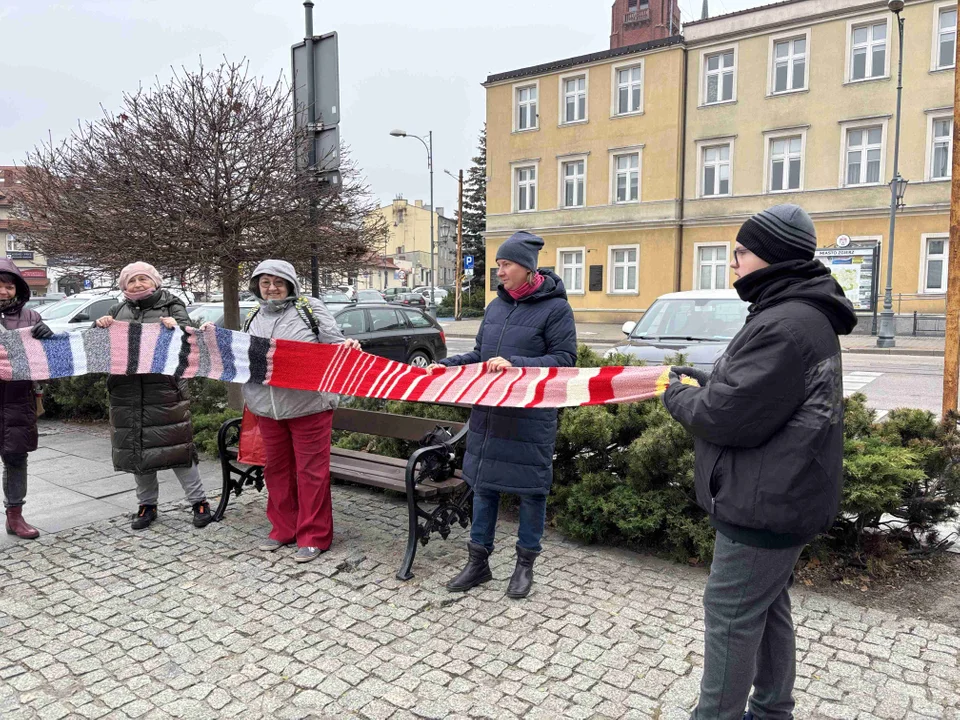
[407, 350, 431, 368]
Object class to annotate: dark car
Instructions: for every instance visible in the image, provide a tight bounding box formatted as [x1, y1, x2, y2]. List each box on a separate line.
[396, 292, 426, 308]
[333, 303, 446, 367]
[605, 290, 748, 371]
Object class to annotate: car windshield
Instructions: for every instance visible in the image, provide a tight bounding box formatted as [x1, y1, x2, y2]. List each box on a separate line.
[631, 298, 748, 341]
[323, 293, 350, 303]
[357, 291, 381, 300]
[188, 305, 225, 326]
[39, 299, 89, 320]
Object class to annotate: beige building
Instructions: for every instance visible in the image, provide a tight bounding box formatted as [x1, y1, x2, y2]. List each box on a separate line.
[682, 0, 952, 318]
[0, 167, 50, 295]
[484, 0, 955, 323]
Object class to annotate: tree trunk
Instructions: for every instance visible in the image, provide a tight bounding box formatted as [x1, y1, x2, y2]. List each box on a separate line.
[221, 261, 244, 411]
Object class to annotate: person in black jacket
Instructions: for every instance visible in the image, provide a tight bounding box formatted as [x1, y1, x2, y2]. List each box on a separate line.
[430, 231, 577, 599]
[662, 204, 856, 720]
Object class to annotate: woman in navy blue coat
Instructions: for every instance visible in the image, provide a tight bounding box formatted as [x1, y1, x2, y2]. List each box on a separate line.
[432, 231, 577, 598]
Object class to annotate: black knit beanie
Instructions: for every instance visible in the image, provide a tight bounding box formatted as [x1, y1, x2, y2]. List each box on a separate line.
[736, 204, 818, 264]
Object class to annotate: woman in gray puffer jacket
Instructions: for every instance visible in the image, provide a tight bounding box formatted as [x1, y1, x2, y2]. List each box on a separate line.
[235, 260, 360, 564]
[95, 261, 211, 532]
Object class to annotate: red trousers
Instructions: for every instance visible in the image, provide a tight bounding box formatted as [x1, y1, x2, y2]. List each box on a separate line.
[256, 411, 334, 549]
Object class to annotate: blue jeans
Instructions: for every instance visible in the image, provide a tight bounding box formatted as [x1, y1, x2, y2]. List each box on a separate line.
[470, 490, 546, 553]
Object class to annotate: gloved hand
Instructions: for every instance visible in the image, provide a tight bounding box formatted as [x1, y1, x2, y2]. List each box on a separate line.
[671, 365, 710, 387]
[31, 321, 54, 340]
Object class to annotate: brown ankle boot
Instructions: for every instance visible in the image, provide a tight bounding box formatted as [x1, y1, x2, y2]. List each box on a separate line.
[5, 506, 39, 539]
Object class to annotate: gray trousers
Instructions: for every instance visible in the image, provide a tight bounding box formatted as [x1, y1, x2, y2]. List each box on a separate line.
[134, 463, 206, 506]
[2, 453, 28, 508]
[692, 531, 805, 720]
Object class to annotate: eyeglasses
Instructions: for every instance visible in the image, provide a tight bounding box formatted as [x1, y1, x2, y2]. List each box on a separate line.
[733, 248, 753, 260]
[258, 278, 288, 289]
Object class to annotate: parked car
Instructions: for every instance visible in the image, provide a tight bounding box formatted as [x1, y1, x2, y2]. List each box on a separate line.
[604, 290, 749, 370]
[187, 301, 259, 328]
[396, 292, 426, 309]
[321, 292, 353, 312]
[25, 296, 65, 311]
[39, 293, 125, 333]
[333, 303, 446, 367]
[412, 286, 448, 302]
[382, 287, 407, 302]
[355, 289, 386, 304]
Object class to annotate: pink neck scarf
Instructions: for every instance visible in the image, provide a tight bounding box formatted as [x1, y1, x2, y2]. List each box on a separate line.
[123, 288, 156, 302]
[507, 272, 544, 301]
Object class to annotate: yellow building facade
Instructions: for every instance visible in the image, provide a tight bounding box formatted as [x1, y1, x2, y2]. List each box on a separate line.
[484, 38, 687, 323]
[485, 0, 954, 323]
[366, 198, 457, 291]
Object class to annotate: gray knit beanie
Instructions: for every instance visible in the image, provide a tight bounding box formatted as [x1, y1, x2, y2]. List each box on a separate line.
[736, 204, 817, 264]
[496, 231, 543, 272]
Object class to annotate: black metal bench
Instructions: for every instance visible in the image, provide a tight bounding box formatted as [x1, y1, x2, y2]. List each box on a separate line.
[214, 408, 471, 580]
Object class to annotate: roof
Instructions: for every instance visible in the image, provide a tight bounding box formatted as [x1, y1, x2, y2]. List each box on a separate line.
[683, 0, 807, 27]
[484, 35, 684, 85]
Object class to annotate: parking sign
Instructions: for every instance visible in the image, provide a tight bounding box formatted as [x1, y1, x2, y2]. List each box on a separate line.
[464, 256, 474, 270]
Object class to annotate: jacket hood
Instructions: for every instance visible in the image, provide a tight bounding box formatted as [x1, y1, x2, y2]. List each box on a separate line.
[734, 259, 858, 336]
[249, 259, 301, 299]
[0, 259, 31, 310]
[495, 269, 568, 304]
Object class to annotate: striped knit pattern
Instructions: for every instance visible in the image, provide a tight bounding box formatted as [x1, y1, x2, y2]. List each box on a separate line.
[736, 203, 817, 264]
[0, 323, 688, 408]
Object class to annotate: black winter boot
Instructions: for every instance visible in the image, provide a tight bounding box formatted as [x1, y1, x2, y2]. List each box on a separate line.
[446, 541, 493, 592]
[131, 505, 157, 530]
[506, 545, 539, 599]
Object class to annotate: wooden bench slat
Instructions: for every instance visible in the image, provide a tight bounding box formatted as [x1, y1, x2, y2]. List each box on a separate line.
[332, 408, 464, 442]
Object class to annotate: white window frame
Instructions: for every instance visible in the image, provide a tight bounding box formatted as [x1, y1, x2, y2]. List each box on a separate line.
[693, 242, 731, 291]
[610, 60, 644, 117]
[932, 2, 958, 71]
[557, 246, 586, 295]
[607, 244, 640, 295]
[558, 71, 589, 126]
[762, 128, 807, 194]
[557, 154, 588, 209]
[699, 45, 738, 106]
[919, 233, 949, 293]
[511, 161, 539, 213]
[925, 110, 953, 182]
[845, 14, 891, 83]
[695, 138, 735, 199]
[609, 146, 643, 204]
[767, 28, 811, 96]
[513, 80, 539, 133]
[838, 118, 888, 188]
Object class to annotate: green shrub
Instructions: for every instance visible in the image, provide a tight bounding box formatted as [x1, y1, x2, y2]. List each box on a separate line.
[43, 376, 109, 420]
[438, 288, 485, 318]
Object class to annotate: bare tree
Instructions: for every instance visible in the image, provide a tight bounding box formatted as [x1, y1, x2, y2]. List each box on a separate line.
[14, 59, 387, 334]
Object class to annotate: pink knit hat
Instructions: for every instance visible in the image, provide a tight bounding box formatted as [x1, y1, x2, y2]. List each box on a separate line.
[118, 261, 163, 292]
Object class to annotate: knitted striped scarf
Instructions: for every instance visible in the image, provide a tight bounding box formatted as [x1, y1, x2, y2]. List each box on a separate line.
[0, 323, 687, 408]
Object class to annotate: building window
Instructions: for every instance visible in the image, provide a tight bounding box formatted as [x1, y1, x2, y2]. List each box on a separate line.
[701, 144, 731, 197]
[937, 6, 957, 70]
[515, 165, 537, 212]
[696, 244, 729, 290]
[931, 116, 953, 180]
[616, 65, 643, 115]
[850, 21, 887, 81]
[845, 126, 883, 185]
[559, 249, 584, 293]
[609, 246, 638, 293]
[562, 159, 586, 208]
[613, 153, 640, 203]
[772, 36, 807, 93]
[516, 85, 537, 131]
[769, 135, 803, 192]
[704, 49, 735, 104]
[922, 235, 949, 292]
[563, 75, 587, 123]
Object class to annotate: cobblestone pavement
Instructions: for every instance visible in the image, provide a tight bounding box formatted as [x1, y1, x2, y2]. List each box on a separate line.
[1, 485, 959, 720]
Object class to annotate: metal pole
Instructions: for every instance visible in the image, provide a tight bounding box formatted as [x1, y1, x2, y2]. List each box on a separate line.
[455, 169, 464, 321]
[877, 10, 904, 348]
[943, 9, 960, 417]
[428, 131, 435, 316]
[304, 1, 320, 298]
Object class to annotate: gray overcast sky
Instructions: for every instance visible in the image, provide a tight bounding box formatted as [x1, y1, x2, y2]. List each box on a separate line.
[0, 0, 761, 215]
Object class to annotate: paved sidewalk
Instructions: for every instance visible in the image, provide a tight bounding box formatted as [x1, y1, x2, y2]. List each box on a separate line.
[1, 425, 959, 719]
[440, 319, 947, 356]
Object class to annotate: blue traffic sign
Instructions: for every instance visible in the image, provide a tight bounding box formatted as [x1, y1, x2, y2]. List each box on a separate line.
[464, 255, 474, 270]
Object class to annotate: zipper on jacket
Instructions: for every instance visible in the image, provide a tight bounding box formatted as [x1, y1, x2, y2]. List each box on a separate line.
[476, 301, 520, 484]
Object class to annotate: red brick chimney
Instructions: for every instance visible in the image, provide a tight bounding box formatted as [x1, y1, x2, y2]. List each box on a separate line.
[610, 0, 682, 48]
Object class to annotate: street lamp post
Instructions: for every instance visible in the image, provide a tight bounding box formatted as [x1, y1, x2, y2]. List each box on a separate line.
[877, 0, 907, 347]
[390, 129, 436, 316]
[444, 169, 464, 321]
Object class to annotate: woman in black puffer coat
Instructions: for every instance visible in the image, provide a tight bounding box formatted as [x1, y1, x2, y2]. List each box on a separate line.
[434, 231, 577, 599]
[95, 261, 211, 531]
